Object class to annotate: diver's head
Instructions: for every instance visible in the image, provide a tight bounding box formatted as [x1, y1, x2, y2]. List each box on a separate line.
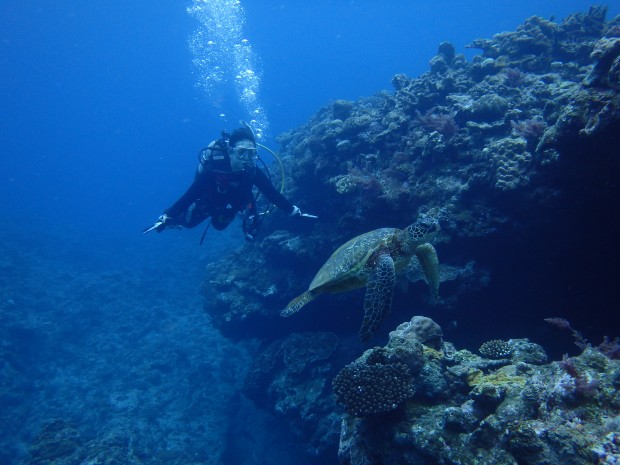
[229, 127, 258, 172]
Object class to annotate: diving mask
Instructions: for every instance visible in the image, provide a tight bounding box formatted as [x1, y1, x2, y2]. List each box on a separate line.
[231, 144, 258, 161]
[230, 139, 258, 171]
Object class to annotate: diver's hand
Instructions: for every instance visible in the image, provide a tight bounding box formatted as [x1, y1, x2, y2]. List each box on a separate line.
[142, 214, 170, 234]
[290, 205, 318, 219]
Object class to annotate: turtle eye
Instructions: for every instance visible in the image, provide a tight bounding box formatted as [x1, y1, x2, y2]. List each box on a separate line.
[419, 218, 438, 231]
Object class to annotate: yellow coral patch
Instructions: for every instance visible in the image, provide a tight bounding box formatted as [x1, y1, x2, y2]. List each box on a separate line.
[423, 346, 444, 360]
[468, 370, 526, 387]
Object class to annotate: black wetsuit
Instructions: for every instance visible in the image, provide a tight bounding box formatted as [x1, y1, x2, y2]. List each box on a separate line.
[164, 147, 293, 230]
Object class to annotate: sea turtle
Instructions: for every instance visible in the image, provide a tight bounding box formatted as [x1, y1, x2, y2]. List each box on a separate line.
[281, 217, 440, 341]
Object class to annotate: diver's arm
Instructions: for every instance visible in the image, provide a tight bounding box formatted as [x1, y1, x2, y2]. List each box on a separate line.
[163, 175, 205, 218]
[253, 169, 294, 213]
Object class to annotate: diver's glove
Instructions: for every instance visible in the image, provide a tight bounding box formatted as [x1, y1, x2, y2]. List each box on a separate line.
[142, 214, 170, 234]
[290, 205, 318, 219]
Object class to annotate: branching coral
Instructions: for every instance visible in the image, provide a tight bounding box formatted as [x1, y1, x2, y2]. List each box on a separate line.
[510, 118, 547, 140]
[545, 317, 620, 359]
[504, 67, 524, 87]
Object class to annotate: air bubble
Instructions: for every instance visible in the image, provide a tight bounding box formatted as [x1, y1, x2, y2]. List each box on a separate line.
[187, 0, 269, 138]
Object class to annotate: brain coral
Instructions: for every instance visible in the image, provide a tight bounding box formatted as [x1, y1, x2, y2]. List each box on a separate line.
[484, 137, 533, 190]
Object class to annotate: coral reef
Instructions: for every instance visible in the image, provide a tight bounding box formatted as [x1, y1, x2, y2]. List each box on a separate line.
[196, 8, 620, 462]
[243, 332, 343, 457]
[0, 229, 266, 465]
[202, 7, 620, 341]
[391, 315, 443, 351]
[26, 419, 147, 465]
[337, 316, 620, 465]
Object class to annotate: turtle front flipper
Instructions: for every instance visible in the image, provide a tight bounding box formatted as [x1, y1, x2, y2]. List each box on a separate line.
[281, 291, 315, 317]
[360, 253, 395, 341]
[415, 243, 440, 300]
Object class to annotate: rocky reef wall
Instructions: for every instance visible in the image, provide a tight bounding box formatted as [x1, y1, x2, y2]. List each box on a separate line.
[204, 6, 620, 342]
[336, 316, 620, 465]
[201, 8, 620, 463]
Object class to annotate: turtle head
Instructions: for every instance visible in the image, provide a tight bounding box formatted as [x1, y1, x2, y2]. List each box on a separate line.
[403, 217, 440, 249]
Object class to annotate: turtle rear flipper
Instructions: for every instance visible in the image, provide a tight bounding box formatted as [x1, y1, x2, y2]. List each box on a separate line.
[359, 253, 395, 341]
[281, 291, 315, 317]
[415, 243, 440, 300]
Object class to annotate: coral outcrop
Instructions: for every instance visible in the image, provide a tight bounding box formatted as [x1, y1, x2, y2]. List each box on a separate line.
[200, 8, 620, 462]
[243, 332, 343, 456]
[203, 7, 620, 343]
[337, 317, 620, 465]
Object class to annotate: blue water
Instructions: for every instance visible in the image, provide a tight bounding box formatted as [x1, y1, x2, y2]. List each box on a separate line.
[1, 1, 618, 464]
[3, 0, 618, 238]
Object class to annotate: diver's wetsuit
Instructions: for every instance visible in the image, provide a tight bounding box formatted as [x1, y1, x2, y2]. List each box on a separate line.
[164, 156, 293, 230]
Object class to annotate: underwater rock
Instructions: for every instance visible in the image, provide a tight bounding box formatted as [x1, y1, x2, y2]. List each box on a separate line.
[26, 419, 83, 464]
[469, 93, 510, 122]
[389, 315, 443, 351]
[429, 41, 457, 74]
[333, 99, 354, 120]
[26, 421, 150, 465]
[337, 333, 620, 465]
[510, 338, 549, 365]
[584, 37, 620, 87]
[243, 332, 341, 456]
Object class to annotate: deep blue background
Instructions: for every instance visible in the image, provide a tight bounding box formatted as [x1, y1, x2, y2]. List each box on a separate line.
[2, 0, 617, 249]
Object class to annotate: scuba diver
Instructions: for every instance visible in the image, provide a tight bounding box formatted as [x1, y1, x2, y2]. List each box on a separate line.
[143, 121, 316, 242]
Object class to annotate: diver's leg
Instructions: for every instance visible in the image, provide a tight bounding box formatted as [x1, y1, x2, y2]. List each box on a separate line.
[166, 201, 209, 229]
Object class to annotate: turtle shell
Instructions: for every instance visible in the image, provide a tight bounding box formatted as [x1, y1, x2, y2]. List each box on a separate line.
[308, 228, 399, 293]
